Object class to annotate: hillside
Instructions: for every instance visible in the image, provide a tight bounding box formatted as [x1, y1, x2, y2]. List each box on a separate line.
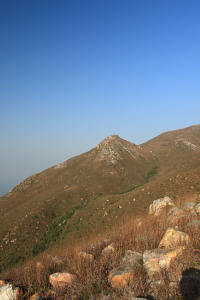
[0, 125, 200, 271]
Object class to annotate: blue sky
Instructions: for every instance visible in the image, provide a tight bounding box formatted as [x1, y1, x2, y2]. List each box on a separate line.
[1, 0, 200, 196]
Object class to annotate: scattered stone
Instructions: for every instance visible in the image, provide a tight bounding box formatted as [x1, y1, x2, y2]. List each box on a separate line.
[143, 246, 186, 280]
[49, 272, 75, 289]
[122, 250, 143, 264]
[158, 228, 190, 249]
[102, 243, 115, 255]
[78, 251, 94, 261]
[167, 207, 185, 221]
[149, 196, 175, 216]
[0, 284, 21, 300]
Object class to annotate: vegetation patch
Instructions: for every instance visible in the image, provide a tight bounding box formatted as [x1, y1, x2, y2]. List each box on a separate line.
[32, 210, 74, 256]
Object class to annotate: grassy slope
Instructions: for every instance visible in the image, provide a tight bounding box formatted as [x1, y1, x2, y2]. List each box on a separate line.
[0, 126, 200, 271]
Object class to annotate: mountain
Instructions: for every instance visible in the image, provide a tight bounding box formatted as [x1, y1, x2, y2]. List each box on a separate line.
[0, 125, 200, 271]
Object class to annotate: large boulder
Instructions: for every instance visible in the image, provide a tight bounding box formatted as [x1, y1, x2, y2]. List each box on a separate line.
[0, 284, 21, 300]
[49, 272, 75, 289]
[143, 246, 186, 281]
[158, 228, 190, 249]
[149, 196, 175, 216]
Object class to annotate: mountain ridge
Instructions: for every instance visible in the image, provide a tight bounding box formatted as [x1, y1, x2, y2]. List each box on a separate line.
[0, 124, 200, 271]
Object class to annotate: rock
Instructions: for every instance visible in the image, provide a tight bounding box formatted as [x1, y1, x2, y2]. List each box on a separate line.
[108, 251, 142, 288]
[158, 228, 190, 249]
[194, 203, 200, 215]
[143, 247, 186, 280]
[102, 243, 115, 255]
[187, 219, 200, 230]
[182, 202, 197, 212]
[0, 284, 21, 300]
[122, 250, 143, 264]
[108, 263, 140, 288]
[167, 207, 185, 221]
[78, 251, 94, 261]
[149, 196, 175, 216]
[108, 265, 134, 288]
[168, 213, 187, 226]
[49, 272, 75, 289]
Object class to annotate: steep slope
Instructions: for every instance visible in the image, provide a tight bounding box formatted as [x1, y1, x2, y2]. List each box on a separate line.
[0, 135, 155, 270]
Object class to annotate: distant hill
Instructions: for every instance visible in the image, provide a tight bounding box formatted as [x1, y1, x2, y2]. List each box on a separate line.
[0, 124, 200, 271]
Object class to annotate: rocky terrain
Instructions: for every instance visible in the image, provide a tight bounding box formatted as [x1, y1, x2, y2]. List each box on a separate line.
[0, 196, 199, 299]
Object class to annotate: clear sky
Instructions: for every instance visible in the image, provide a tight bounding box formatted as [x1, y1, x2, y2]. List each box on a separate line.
[1, 0, 200, 196]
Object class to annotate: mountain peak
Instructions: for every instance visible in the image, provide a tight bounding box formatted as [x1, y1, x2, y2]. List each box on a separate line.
[96, 135, 120, 149]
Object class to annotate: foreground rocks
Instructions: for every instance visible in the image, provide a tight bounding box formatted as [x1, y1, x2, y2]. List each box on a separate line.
[108, 251, 143, 288]
[158, 228, 190, 249]
[0, 197, 199, 300]
[149, 196, 175, 216]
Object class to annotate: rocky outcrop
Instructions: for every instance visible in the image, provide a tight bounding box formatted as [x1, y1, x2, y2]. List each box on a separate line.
[158, 228, 190, 249]
[149, 196, 175, 216]
[143, 246, 185, 279]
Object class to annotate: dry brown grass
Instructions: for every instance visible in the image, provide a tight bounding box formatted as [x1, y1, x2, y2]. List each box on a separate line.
[1, 202, 200, 300]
